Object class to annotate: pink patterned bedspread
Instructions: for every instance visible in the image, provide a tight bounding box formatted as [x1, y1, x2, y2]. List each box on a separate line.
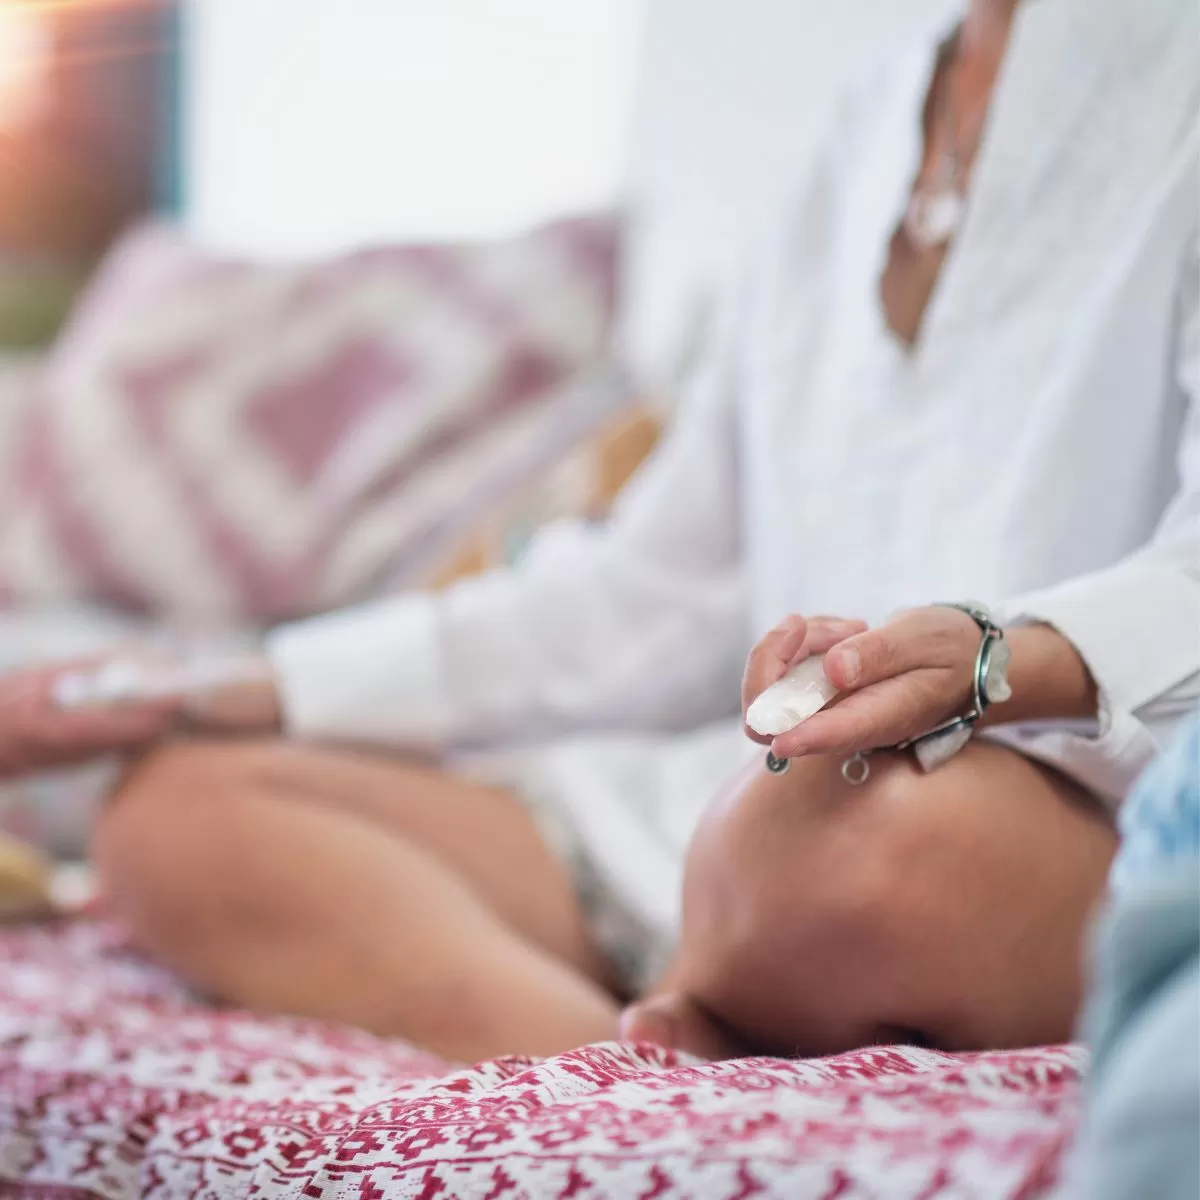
[0, 922, 1082, 1199]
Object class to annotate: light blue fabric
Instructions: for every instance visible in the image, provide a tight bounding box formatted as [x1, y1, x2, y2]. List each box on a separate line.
[1069, 713, 1200, 1200]
[1109, 709, 1200, 894]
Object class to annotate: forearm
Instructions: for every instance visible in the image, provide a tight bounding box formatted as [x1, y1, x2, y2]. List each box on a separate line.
[979, 623, 1099, 729]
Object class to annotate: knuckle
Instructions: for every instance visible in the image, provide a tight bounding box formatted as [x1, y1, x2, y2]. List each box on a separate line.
[863, 634, 894, 675]
[809, 615, 843, 632]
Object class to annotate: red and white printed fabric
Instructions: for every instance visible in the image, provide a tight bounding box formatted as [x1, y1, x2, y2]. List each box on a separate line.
[0, 217, 619, 625]
[0, 922, 1081, 1199]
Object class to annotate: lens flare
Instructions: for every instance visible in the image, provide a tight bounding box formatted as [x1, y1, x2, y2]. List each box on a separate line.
[0, 4, 52, 132]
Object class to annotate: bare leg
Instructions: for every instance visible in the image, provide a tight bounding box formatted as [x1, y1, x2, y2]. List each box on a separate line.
[623, 742, 1117, 1058]
[94, 740, 619, 1062]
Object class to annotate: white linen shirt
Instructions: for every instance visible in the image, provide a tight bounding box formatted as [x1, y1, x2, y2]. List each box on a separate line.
[269, 0, 1200, 807]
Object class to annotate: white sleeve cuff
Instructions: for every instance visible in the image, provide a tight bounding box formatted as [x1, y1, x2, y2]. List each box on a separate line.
[991, 561, 1200, 803]
[266, 593, 453, 753]
[996, 561, 1200, 723]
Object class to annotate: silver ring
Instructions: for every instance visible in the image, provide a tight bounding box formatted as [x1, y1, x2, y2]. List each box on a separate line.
[841, 753, 871, 786]
[765, 751, 791, 775]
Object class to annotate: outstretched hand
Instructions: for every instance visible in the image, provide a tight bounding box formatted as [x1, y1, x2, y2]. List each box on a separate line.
[0, 660, 182, 780]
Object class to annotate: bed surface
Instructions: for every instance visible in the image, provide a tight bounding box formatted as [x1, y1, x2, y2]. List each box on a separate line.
[0, 922, 1081, 1198]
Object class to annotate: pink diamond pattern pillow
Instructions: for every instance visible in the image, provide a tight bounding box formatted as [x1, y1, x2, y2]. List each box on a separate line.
[0, 216, 619, 624]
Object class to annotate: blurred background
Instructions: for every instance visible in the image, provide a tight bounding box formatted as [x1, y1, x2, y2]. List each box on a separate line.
[0, 0, 172, 346]
[0, 0, 946, 853]
[0, 0, 948, 369]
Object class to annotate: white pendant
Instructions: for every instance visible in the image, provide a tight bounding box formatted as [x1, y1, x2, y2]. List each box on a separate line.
[904, 184, 965, 249]
[984, 636, 1014, 704]
[746, 654, 840, 737]
[913, 724, 974, 773]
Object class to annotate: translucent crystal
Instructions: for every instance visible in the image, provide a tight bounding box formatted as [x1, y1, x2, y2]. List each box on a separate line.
[745, 654, 839, 737]
[52, 654, 269, 711]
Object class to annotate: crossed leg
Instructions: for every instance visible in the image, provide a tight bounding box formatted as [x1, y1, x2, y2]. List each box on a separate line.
[95, 735, 1116, 1065]
[95, 740, 621, 1063]
[623, 742, 1118, 1058]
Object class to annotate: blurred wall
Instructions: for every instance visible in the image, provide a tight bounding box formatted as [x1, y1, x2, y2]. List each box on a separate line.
[181, 0, 955, 385]
[621, 0, 952, 388]
[183, 0, 643, 254]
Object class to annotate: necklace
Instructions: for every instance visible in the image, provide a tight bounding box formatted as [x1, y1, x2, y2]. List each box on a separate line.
[904, 40, 972, 250]
[904, 158, 966, 250]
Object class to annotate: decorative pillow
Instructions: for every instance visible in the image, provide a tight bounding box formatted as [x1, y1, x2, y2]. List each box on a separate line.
[0, 216, 620, 624]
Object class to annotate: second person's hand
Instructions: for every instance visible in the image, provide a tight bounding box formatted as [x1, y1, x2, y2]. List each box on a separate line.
[0, 659, 181, 780]
[0, 652, 282, 781]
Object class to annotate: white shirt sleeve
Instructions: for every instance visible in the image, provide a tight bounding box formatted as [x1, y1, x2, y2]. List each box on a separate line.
[266, 321, 748, 754]
[994, 239, 1200, 804]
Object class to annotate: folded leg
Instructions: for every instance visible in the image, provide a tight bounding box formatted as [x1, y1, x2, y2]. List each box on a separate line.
[95, 740, 619, 1062]
[626, 742, 1116, 1057]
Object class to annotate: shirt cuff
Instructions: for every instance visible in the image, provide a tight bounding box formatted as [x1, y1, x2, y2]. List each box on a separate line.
[266, 593, 453, 752]
[992, 562, 1200, 803]
[997, 562, 1200, 723]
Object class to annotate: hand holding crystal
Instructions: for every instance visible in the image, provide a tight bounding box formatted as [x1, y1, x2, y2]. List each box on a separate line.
[744, 608, 990, 761]
[0, 651, 280, 780]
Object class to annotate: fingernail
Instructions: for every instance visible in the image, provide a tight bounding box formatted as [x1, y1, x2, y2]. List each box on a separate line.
[834, 646, 860, 685]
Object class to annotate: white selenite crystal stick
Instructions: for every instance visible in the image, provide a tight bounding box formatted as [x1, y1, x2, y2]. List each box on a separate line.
[52, 655, 269, 711]
[745, 653, 840, 737]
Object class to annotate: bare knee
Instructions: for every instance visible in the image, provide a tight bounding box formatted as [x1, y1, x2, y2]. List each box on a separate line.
[94, 740, 280, 954]
[674, 757, 896, 1055]
[670, 747, 1113, 1056]
[99, 738, 269, 848]
[867, 747, 1116, 1049]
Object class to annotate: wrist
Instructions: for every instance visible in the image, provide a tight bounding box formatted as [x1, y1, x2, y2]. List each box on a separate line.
[977, 623, 1098, 729]
[178, 656, 282, 734]
[935, 602, 1011, 723]
[895, 604, 1008, 773]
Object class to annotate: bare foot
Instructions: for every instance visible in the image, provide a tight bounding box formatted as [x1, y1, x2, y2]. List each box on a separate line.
[619, 991, 751, 1060]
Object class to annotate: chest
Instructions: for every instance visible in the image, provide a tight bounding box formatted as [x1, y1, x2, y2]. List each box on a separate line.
[736, 0, 1198, 627]
[740, 133, 1194, 627]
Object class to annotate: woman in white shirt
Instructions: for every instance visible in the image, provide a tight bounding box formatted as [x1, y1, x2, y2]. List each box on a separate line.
[2, 0, 1197, 1062]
